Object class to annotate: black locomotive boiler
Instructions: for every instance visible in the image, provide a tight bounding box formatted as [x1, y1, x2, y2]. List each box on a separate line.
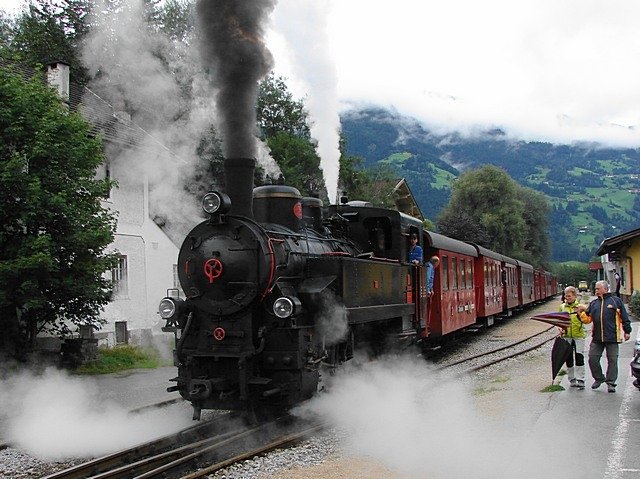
[159, 158, 422, 419]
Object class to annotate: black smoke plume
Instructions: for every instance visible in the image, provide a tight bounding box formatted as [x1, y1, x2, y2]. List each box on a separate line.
[196, 0, 276, 159]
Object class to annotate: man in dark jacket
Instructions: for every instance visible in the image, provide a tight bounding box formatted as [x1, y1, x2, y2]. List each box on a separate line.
[577, 280, 631, 393]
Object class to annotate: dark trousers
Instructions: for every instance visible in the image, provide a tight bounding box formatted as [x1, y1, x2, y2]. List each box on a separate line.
[588, 341, 620, 385]
[565, 340, 584, 368]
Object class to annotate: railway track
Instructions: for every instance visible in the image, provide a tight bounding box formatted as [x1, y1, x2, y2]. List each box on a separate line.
[42, 413, 324, 479]
[41, 413, 236, 479]
[437, 324, 558, 374]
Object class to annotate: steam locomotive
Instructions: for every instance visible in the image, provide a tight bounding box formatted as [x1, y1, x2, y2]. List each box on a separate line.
[159, 157, 557, 419]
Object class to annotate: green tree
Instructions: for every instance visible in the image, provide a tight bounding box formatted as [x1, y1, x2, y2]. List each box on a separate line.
[551, 262, 591, 288]
[436, 165, 552, 265]
[0, 65, 117, 360]
[255, 74, 327, 196]
[437, 165, 526, 254]
[154, 0, 194, 42]
[3, 0, 90, 84]
[258, 74, 310, 139]
[338, 153, 396, 208]
[436, 208, 491, 246]
[266, 131, 323, 197]
[518, 186, 551, 267]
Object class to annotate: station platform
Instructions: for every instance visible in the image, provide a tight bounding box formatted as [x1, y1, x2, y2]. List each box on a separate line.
[471, 317, 640, 479]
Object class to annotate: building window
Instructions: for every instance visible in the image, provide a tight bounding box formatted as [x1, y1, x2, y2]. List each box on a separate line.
[115, 321, 128, 344]
[112, 255, 128, 298]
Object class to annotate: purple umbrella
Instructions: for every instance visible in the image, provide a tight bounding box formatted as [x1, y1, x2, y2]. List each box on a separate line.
[530, 311, 571, 329]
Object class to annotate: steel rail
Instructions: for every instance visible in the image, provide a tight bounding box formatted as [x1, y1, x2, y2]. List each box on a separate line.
[179, 423, 327, 479]
[41, 414, 233, 479]
[437, 324, 556, 370]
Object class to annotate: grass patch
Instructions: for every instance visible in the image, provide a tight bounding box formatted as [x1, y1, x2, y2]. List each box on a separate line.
[74, 345, 163, 375]
[541, 384, 565, 393]
[490, 376, 510, 384]
[557, 369, 567, 376]
[431, 166, 457, 189]
[473, 386, 498, 396]
[380, 152, 412, 168]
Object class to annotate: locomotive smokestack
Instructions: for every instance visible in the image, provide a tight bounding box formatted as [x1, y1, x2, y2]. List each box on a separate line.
[224, 157, 255, 217]
[196, 0, 275, 219]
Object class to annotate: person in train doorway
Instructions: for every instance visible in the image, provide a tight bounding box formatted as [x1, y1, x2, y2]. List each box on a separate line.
[426, 256, 440, 297]
[613, 269, 621, 297]
[408, 234, 425, 332]
[408, 233, 423, 265]
[577, 280, 631, 393]
[424, 256, 440, 335]
[558, 286, 590, 389]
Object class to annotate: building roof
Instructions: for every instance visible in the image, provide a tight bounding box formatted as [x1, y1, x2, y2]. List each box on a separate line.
[391, 178, 424, 220]
[0, 59, 177, 157]
[595, 227, 640, 256]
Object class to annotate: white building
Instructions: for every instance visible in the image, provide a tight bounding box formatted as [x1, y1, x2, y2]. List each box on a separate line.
[47, 61, 181, 349]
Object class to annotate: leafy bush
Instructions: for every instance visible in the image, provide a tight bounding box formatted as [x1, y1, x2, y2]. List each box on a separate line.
[630, 290, 640, 320]
[74, 345, 161, 374]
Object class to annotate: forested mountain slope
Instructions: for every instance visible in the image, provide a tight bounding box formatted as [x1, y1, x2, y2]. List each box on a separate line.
[341, 107, 640, 262]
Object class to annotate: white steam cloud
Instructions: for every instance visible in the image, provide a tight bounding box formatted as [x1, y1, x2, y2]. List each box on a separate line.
[81, 0, 280, 236]
[271, 0, 341, 203]
[0, 368, 191, 459]
[296, 355, 597, 478]
[315, 291, 349, 346]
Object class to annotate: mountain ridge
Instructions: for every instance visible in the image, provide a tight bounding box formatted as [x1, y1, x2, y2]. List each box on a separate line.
[340, 107, 640, 262]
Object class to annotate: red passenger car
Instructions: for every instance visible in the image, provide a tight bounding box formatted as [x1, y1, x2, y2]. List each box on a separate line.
[423, 231, 478, 336]
[516, 260, 535, 307]
[502, 255, 519, 315]
[470, 244, 503, 326]
[533, 269, 544, 302]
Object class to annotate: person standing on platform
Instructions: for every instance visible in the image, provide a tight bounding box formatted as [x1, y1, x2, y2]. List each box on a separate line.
[613, 270, 621, 297]
[577, 280, 631, 393]
[558, 286, 589, 389]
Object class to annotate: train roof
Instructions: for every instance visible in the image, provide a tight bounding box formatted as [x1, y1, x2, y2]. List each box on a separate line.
[424, 231, 478, 257]
[501, 254, 518, 266]
[399, 211, 424, 229]
[515, 259, 533, 270]
[466, 242, 502, 261]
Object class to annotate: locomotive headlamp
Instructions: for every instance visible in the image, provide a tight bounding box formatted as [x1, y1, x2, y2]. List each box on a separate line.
[273, 296, 300, 318]
[159, 297, 183, 319]
[202, 191, 231, 215]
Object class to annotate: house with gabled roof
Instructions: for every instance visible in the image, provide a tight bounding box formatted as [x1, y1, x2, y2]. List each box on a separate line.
[3, 58, 182, 351]
[596, 226, 640, 302]
[51, 61, 182, 348]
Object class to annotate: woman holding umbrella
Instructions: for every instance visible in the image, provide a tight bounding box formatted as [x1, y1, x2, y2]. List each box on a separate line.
[558, 286, 590, 389]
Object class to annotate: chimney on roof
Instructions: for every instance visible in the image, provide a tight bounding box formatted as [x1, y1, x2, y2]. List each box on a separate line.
[46, 61, 70, 107]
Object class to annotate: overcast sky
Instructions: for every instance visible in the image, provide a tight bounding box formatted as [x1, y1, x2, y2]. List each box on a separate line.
[3, 0, 639, 148]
